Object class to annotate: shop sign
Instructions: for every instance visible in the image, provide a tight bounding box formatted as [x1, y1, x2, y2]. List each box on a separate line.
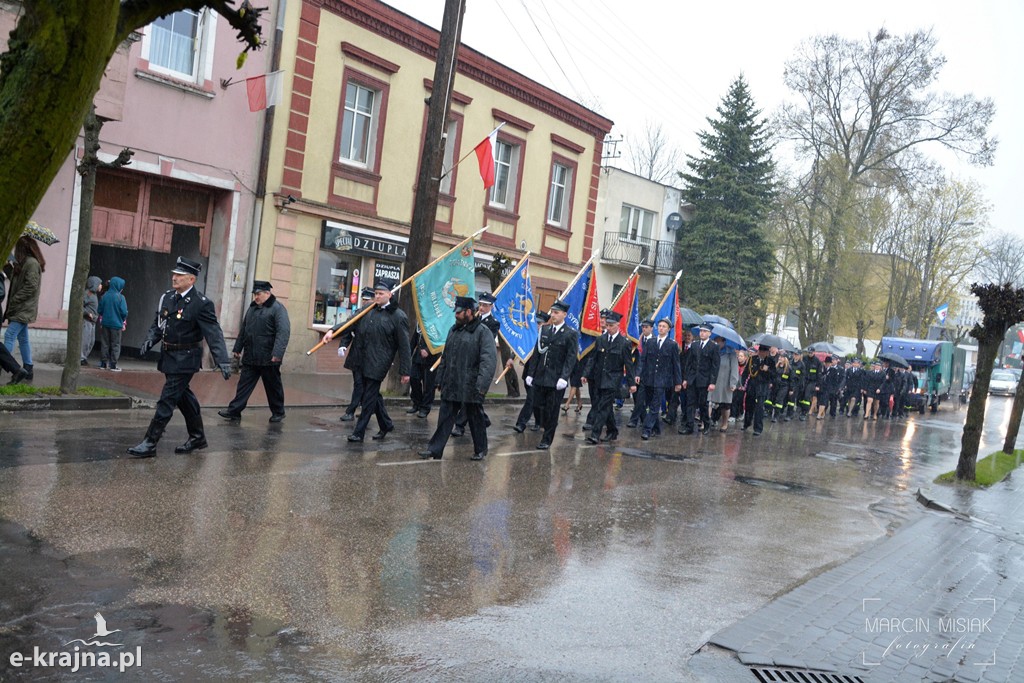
[322, 225, 407, 260]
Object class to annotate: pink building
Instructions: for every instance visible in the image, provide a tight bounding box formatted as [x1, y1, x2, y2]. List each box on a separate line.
[1, 6, 276, 358]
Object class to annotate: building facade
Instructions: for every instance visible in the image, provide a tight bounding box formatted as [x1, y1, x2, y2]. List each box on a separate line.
[254, 0, 612, 370]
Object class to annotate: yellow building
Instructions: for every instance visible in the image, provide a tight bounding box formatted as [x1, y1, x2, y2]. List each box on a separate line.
[255, 0, 612, 369]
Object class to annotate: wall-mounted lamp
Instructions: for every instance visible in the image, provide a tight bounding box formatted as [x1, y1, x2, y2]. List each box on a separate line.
[279, 194, 297, 213]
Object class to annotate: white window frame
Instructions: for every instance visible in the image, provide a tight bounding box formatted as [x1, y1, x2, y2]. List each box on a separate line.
[339, 81, 379, 167]
[489, 140, 518, 210]
[141, 9, 216, 85]
[547, 162, 571, 227]
[439, 119, 459, 196]
[620, 204, 656, 244]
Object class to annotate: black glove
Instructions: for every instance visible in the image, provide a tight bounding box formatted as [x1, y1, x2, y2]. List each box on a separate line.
[139, 339, 153, 356]
[220, 364, 232, 380]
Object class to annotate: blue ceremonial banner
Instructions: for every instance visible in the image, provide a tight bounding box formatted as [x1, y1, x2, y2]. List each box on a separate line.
[652, 277, 680, 341]
[411, 238, 476, 353]
[560, 261, 601, 358]
[627, 291, 641, 341]
[493, 255, 539, 361]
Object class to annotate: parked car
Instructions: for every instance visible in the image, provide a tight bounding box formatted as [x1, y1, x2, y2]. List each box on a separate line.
[989, 370, 1018, 397]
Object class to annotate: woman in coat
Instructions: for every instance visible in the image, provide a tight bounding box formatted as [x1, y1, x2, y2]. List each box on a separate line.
[709, 337, 740, 431]
[3, 236, 45, 381]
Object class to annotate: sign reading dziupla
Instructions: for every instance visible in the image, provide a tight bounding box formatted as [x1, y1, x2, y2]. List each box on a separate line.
[322, 225, 407, 260]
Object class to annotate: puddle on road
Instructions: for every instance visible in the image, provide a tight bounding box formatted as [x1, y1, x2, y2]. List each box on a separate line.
[617, 448, 701, 463]
[732, 475, 833, 498]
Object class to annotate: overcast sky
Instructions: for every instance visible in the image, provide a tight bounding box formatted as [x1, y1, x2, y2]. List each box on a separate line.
[386, 0, 1022, 240]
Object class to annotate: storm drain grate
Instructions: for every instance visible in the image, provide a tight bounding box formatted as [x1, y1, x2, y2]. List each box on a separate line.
[749, 667, 864, 683]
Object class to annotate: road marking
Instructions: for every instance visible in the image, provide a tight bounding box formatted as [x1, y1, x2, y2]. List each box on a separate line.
[377, 459, 440, 466]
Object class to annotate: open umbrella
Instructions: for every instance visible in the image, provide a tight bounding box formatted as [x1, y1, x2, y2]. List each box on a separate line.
[808, 341, 846, 356]
[703, 314, 734, 329]
[679, 306, 704, 327]
[752, 333, 799, 353]
[709, 323, 746, 351]
[22, 220, 59, 246]
[877, 352, 910, 369]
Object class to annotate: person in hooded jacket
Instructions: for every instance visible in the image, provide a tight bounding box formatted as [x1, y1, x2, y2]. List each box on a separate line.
[218, 280, 291, 423]
[3, 236, 45, 381]
[96, 275, 128, 371]
[81, 275, 102, 365]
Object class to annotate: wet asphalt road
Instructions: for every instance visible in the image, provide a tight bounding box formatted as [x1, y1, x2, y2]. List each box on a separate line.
[0, 398, 1011, 681]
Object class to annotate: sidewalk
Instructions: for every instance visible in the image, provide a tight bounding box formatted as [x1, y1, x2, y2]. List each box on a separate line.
[701, 474, 1024, 682]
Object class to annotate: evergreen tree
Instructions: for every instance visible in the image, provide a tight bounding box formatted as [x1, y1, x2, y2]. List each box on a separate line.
[676, 75, 776, 334]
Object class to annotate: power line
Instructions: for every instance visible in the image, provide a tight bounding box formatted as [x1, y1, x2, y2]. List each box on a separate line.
[516, 0, 583, 102]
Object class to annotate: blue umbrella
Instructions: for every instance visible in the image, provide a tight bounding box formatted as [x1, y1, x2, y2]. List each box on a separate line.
[703, 314, 734, 329]
[709, 323, 746, 351]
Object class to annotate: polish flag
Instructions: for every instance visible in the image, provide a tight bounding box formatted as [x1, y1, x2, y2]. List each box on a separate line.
[473, 124, 504, 189]
[246, 71, 284, 112]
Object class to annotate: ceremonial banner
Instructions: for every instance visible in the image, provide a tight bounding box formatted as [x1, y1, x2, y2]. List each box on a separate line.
[493, 255, 539, 361]
[610, 268, 641, 342]
[411, 237, 476, 353]
[560, 260, 602, 358]
[652, 271, 683, 341]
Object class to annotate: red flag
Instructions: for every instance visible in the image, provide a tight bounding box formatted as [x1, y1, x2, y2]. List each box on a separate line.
[611, 271, 638, 324]
[582, 266, 602, 335]
[245, 71, 283, 112]
[474, 128, 498, 189]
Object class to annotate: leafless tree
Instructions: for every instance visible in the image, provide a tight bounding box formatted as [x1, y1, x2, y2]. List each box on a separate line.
[626, 121, 681, 183]
[976, 232, 1024, 287]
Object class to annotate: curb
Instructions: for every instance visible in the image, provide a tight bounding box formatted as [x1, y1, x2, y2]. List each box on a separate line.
[0, 396, 134, 412]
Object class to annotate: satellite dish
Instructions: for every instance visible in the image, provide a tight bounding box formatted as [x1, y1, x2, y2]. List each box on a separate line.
[520, 240, 527, 250]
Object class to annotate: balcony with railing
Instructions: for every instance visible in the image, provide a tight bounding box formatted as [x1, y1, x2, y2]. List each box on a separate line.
[600, 232, 677, 274]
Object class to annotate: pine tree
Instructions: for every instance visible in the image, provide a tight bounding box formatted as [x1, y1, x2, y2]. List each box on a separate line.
[676, 75, 776, 334]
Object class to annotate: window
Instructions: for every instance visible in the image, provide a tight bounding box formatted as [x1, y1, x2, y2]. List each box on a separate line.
[620, 205, 656, 243]
[547, 163, 571, 227]
[313, 252, 354, 328]
[490, 140, 518, 209]
[147, 10, 202, 80]
[340, 82, 378, 166]
[439, 119, 459, 196]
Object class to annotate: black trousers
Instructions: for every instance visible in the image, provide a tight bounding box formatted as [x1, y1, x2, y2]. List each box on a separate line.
[409, 362, 436, 412]
[589, 387, 619, 439]
[345, 371, 365, 417]
[227, 364, 285, 416]
[534, 384, 565, 445]
[743, 390, 766, 433]
[515, 384, 542, 428]
[629, 382, 648, 425]
[352, 377, 393, 437]
[427, 400, 487, 456]
[641, 385, 665, 434]
[0, 343, 21, 374]
[150, 372, 204, 440]
[685, 385, 710, 429]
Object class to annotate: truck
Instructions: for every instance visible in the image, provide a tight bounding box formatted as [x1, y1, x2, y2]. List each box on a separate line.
[877, 337, 967, 413]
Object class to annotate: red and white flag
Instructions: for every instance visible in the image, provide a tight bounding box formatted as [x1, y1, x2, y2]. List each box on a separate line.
[473, 123, 505, 189]
[246, 70, 284, 112]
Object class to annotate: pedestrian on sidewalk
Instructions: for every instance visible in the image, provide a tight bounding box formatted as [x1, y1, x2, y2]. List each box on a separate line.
[419, 296, 496, 461]
[323, 278, 410, 443]
[218, 280, 291, 423]
[96, 276, 128, 371]
[127, 257, 232, 458]
[3, 236, 45, 382]
[337, 287, 374, 423]
[0, 268, 27, 384]
[81, 276, 102, 365]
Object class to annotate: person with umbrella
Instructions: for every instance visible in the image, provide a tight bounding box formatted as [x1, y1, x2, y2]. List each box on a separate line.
[709, 336, 740, 431]
[3, 236, 46, 382]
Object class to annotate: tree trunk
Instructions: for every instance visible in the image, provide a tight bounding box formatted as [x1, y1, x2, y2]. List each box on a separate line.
[957, 337, 999, 481]
[60, 107, 102, 394]
[1003, 370, 1024, 454]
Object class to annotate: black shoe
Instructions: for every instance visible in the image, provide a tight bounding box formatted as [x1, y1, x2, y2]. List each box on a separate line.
[626, 420, 638, 428]
[753, 430, 762, 436]
[418, 450, 440, 460]
[416, 409, 429, 418]
[406, 406, 419, 414]
[339, 413, 355, 422]
[529, 424, 540, 432]
[269, 413, 286, 423]
[174, 437, 208, 454]
[799, 415, 807, 422]
[536, 442, 550, 450]
[347, 434, 364, 442]
[701, 424, 710, 435]
[218, 410, 241, 421]
[512, 424, 526, 433]
[582, 424, 592, 432]
[679, 426, 694, 435]
[7, 368, 28, 385]
[127, 439, 157, 457]
[22, 365, 33, 381]
[80, 359, 88, 366]
[451, 425, 465, 437]
[641, 432, 651, 440]
[771, 416, 778, 423]
[601, 433, 618, 442]
[585, 436, 599, 445]
[741, 425, 749, 431]
[471, 451, 487, 461]
[371, 426, 394, 440]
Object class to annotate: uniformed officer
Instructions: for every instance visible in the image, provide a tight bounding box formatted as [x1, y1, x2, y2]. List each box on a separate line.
[682, 322, 720, 435]
[742, 344, 774, 435]
[525, 299, 578, 450]
[627, 319, 655, 428]
[581, 311, 635, 444]
[127, 257, 231, 457]
[338, 287, 375, 422]
[219, 280, 291, 422]
[513, 310, 550, 433]
[635, 319, 682, 440]
[407, 323, 440, 418]
[418, 296, 497, 461]
[452, 291, 498, 436]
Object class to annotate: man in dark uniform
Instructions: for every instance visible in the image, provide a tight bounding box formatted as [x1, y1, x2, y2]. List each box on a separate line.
[453, 291, 498, 436]
[627, 319, 654, 428]
[816, 356, 846, 418]
[408, 323, 440, 418]
[338, 287, 374, 422]
[418, 296, 497, 461]
[742, 343, 774, 435]
[636, 319, 682, 440]
[525, 299, 577, 450]
[513, 310, 550, 433]
[323, 279, 411, 442]
[581, 311, 635, 443]
[682, 322, 720, 435]
[843, 358, 864, 416]
[128, 257, 232, 457]
[218, 280, 291, 422]
[798, 348, 822, 420]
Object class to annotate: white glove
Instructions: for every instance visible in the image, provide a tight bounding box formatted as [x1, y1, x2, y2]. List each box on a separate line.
[338, 346, 347, 358]
[556, 378, 568, 391]
[525, 376, 533, 387]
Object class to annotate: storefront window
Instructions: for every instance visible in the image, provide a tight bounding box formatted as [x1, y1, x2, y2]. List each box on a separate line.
[314, 250, 357, 327]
